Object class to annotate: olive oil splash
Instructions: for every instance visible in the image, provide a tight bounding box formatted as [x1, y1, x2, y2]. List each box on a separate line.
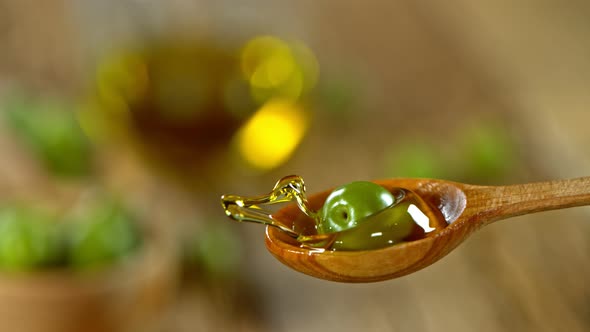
[221, 175, 447, 251]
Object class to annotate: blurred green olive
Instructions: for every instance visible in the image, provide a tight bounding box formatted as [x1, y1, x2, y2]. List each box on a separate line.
[3, 95, 93, 177]
[0, 207, 63, 271]
[184, 223, 241, 278]
[384, 142, 448, 179]
[461, 123, 516, 182]
[67, 201, 141, 270]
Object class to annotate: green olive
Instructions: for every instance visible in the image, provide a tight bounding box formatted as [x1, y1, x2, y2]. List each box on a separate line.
[318, 181, 395, 234]
[68, 201, 140, 270]
[2, 95, 93, 177]
[328, 201, 417, 251]
[0, 207, 63, 271]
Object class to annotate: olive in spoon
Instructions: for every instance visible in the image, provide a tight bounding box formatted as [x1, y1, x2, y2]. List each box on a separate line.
[224, 176, 590, 283]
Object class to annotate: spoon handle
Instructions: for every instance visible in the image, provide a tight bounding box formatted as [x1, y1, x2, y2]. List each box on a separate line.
[464, 176, 590, 224]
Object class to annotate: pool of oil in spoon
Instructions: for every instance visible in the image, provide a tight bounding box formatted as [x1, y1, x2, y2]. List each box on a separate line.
[297, 189, 448, 251]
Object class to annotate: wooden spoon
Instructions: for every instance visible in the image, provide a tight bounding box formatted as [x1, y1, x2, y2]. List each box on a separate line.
[265, 177, 590, 282]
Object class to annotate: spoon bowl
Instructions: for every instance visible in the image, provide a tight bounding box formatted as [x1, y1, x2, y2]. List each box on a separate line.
[266, 177, 590, 282]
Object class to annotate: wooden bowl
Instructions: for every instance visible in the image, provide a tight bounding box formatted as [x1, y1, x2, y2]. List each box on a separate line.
[0, 229, 178, 332]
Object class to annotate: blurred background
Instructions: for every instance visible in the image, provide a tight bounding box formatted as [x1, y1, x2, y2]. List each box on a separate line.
[0, 0, 589, 331]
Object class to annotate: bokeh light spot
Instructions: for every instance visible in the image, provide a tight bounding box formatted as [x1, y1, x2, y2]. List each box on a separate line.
[240, 36, 319, 105]
[290, 41, 320, 91]
[241, 36, 291, 79]
[237, 99, 307, 170]
[77, 93, 130, 143]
